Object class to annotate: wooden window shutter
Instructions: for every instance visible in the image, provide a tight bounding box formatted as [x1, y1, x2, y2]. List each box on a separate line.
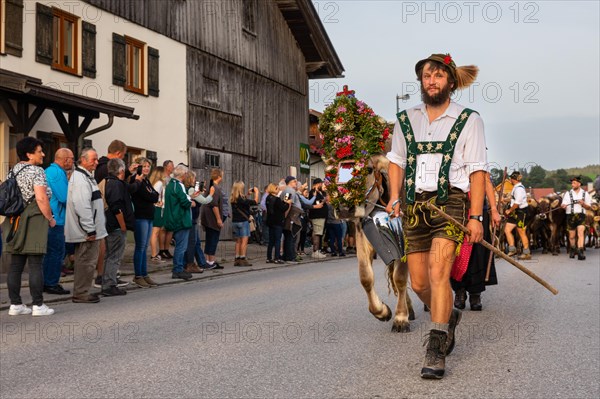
[148, 46, 160, 97]
[82, 21, 96, 78]
[112, 33, 126, 86]
[4, 0, 24, 57]
[35, 2, 53, 65]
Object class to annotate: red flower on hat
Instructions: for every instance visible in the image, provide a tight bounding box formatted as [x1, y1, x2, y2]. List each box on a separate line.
[443, 54, 452, 65]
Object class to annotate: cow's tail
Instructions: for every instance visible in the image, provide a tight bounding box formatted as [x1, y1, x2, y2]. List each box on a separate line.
[386, 263, 397, 297]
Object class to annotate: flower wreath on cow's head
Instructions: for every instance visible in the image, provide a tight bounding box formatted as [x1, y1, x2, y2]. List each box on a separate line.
[319, 86, 389, 210]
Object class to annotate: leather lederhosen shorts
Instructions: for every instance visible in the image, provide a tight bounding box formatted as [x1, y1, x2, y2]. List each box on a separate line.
[402, 188, 468, 255]
[567, 213, 586, 230]
[506, 207, 529, 229]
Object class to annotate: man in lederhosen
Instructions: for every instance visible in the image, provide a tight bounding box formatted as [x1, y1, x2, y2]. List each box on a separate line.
[503, 171, 532, 260]
[562, 175, 592, 260]
[387, 53, 486, 379]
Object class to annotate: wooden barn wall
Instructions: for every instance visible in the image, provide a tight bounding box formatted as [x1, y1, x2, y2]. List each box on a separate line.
[187, 48, 308, 188]
[86, 0, 307, 93]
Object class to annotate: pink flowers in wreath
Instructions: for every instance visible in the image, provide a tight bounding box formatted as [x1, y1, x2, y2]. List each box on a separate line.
[319, 85, 389, 209]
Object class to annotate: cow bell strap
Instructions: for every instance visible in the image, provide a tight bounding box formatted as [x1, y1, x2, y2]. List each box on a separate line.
[397, 108, 475, 204]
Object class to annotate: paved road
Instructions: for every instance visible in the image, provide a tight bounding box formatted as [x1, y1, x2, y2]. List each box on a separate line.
[1, 249, 598, 398]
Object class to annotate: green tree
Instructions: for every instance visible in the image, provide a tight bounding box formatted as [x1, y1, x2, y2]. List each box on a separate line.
[526, 165, 546, 187]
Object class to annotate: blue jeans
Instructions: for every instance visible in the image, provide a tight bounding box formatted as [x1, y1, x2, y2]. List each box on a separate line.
[42, 224, 65, 287]
[327, 223, 344, 255]
[134, 219, 153, 277]
[186, 225, 207, 266]
[172, 229, 190, 273]
[267, 225, 283, 260]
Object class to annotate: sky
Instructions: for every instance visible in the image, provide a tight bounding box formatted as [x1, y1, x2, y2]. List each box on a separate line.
[308, 0, 600, 172]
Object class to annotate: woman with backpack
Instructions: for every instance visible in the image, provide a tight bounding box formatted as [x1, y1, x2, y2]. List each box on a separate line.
[2, 137, 55, 316]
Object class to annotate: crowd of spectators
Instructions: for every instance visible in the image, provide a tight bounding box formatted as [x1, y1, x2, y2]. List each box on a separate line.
[1, 138, 357, 315]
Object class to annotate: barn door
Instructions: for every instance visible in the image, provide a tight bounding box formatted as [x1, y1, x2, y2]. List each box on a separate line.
[189, 148, 233, 240]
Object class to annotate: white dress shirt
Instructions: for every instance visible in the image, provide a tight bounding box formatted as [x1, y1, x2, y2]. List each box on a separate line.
[510, 183, 528, 209]
[562, 189, 591, 214]
[386, 102, 488, 194]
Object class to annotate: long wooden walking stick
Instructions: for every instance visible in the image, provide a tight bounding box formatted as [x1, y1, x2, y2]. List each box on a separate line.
[486, 167, 507, 281]
[426, 202, 558, 295]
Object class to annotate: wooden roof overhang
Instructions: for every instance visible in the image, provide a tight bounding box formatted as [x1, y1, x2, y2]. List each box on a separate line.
[275, 0, 344, 79]
[0, 69, 139, 152]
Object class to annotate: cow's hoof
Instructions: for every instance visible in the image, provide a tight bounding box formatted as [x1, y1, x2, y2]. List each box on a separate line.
[408, 307, 416, 321]
[374, 303, 392, 322]
[391, 320, 410, 333]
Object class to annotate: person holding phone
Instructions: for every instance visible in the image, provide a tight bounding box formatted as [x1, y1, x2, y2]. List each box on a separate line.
[128, 157, 159, 288]
[185, 171, 214, 273]
[308, 178, 328, 259]
[280, 176, 322, 263]
[200, 168, 225, 269]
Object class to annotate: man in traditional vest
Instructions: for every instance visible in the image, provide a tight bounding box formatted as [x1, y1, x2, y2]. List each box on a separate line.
[504, 171, 532, 260]
[562, 175, 592, 260]
[387, 53, 487, 379]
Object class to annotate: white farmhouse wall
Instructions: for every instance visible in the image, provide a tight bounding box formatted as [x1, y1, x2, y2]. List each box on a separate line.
[0, 0, 187, 165]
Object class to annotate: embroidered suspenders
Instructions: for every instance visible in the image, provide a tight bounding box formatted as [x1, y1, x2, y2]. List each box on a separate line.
[397, 108, 476, 204]
[568, 190, 586, 214]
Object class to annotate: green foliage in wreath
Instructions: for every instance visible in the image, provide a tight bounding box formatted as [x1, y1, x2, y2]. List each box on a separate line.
[319, 86, 389, 209]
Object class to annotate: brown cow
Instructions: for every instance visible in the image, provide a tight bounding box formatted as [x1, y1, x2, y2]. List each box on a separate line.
[585, 202, 600, 248]
[336, 155, 415, 332]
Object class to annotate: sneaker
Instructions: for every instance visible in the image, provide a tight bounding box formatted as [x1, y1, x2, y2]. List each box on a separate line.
[116, 279, 129, 287]
[266, 259, 275, 263]
[160, 250, 173, 259]
[311, 251, 327, 259]
[274, 259, 285, 265]
[8, 304, 32, 316]
[518, 253, 532, 260]
[286, 260, 299, 265]
[421, 330, 448, 379]
[213, 262, 224, 270]
[144, 276, 158, 287]
[339, 252, 346, 257]
[172, 271, 192, 280]
[133, 276, 151, 288]
[101, 286, 127, 296]
[44, 285, 71, 295]
[32, 304, 55, 316]
[93, 275, 102, 288]
[150, 255, 163, 262]
[234, 259, 242, 267]
[202, 263, 218, 270]
[445, 309, 462, 355]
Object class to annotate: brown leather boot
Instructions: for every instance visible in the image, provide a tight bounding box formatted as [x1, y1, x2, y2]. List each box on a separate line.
[421, 330, 448, 379]
[185, 263, 204, 273]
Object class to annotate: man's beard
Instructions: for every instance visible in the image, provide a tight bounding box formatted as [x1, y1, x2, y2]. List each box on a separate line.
[421, 83, 452, 106]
